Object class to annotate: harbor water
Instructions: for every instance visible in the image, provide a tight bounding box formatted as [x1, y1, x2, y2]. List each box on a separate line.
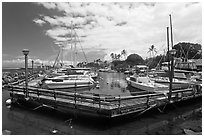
[2, 71, 202, 135]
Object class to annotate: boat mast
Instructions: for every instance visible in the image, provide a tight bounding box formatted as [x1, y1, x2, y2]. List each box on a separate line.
[168, 14, 176, 102]
[73, 29, 77, 67]
[167, 27, 170, 71]
[169, 14, 174, 49]
[61, 45, 64, 66]
[70, 21, 77, 67]
[70, 21, 73, 66]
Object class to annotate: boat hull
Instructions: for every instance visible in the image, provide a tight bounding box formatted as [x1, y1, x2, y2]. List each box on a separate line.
[44, 79, 94, 90]
[126, 77, 168, 92]
[152, 78, 191, 90]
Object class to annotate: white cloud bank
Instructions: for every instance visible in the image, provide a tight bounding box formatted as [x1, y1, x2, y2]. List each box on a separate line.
[33, 2, 202, 61]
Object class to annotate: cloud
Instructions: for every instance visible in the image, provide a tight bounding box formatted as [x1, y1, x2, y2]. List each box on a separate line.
[2, 58, 56, 68]
[33, 2, 202, 61]
[33, 18, 46, 26]
[2, 53, 10, 57]
[43, 16, 61, 26]
[37, 2, 57, 10]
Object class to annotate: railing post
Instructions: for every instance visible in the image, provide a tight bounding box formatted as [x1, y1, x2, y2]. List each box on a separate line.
[89, 81, 91, 91]
[118, 95, 121, 109]
[198, 85, 202, 94]
[54, 90, 56, 101]
[99, 94, 101, 111]
[27, 87, 29, 97]
[193, 85, 196, 97]
[146, 95, 150, 107]
[23, 87, 26, 95]
[74, 92, 77, 109]
[75, 81, 77, 92]
[11, 86, 14, 100]
[181, 91, 183, 99]
[92, 94, 94, 105]
[37, 89, 40, 99]
[53, 90, 57, 108]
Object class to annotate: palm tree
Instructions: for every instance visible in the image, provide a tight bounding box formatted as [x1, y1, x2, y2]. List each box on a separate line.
[110, 53, 114, 61]
[117, 54, 121, 60]
[148, 45, 157, 58]
[121, 49, 127, 60]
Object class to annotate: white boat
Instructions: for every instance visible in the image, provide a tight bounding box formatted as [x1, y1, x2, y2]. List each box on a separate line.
[43, 75, 95, 90]
[48, 67, 98, 80]
[150, 77, 191, 90]
[84, 71, 98, 80]
[126, 75, 169, 92]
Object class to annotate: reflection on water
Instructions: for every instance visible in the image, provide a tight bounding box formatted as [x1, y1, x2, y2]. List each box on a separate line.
[82, 72, 145, 96]
[2, 72, 202, 135]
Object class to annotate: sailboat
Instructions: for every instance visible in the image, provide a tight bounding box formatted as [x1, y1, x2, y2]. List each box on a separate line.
[42, 75, 95, 90]
[126, 74, 169, 93]
[42, 22, 97, 90]
[151, 14, 194, 90]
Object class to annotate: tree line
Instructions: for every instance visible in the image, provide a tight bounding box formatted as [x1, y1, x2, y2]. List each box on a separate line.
[77, 42, 201, 70]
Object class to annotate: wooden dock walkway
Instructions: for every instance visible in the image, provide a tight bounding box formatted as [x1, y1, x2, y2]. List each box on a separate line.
[6, 83, 202, 118]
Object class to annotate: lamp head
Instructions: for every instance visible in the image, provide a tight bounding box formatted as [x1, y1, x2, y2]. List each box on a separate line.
[22, 49, 29, 56]
[169, 49, 177, 56]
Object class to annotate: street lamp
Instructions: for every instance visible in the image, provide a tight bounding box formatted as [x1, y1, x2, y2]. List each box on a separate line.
[22, 49, 29, 98]
[168, 49, 177, 102]
[32, 60, 34, 75]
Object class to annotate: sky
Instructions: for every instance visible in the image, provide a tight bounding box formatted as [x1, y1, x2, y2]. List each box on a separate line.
[2, 2, 202, 68]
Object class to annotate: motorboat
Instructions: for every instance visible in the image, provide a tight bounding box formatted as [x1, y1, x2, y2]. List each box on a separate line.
[48, 67, 98, 80]
[150, 77, 191, 90]
[126, 74, 169, 93]
[84, 71, 98, 80]
[42, 75, 95, 90]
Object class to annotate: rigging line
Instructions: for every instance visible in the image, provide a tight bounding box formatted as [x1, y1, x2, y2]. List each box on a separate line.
[75, 32, 88, 63]
[192, 52, 200, 59]
[155, 47, 167, 69]
[157, 42, 166, 51]
[53, 49, 61, 67]
[173, 34, 186, 58]
[155, 55, 165, 69]
[73, 29, 88, 63]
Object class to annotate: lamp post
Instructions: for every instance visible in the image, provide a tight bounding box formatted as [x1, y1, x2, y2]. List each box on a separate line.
[32, 60, 34, 75]
[168, 49, 177, 102]
[22, 49, 29, 98]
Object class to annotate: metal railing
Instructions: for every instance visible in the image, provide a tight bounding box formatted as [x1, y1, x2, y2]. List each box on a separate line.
[8, 84, 201, 113]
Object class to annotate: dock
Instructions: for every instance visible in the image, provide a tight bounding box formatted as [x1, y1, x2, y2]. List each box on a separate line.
[6, 82, 202, 119]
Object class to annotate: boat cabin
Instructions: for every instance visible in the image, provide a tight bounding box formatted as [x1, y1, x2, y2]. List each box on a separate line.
[175, 60, 197, 71]
[135, 65, 148, 73]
